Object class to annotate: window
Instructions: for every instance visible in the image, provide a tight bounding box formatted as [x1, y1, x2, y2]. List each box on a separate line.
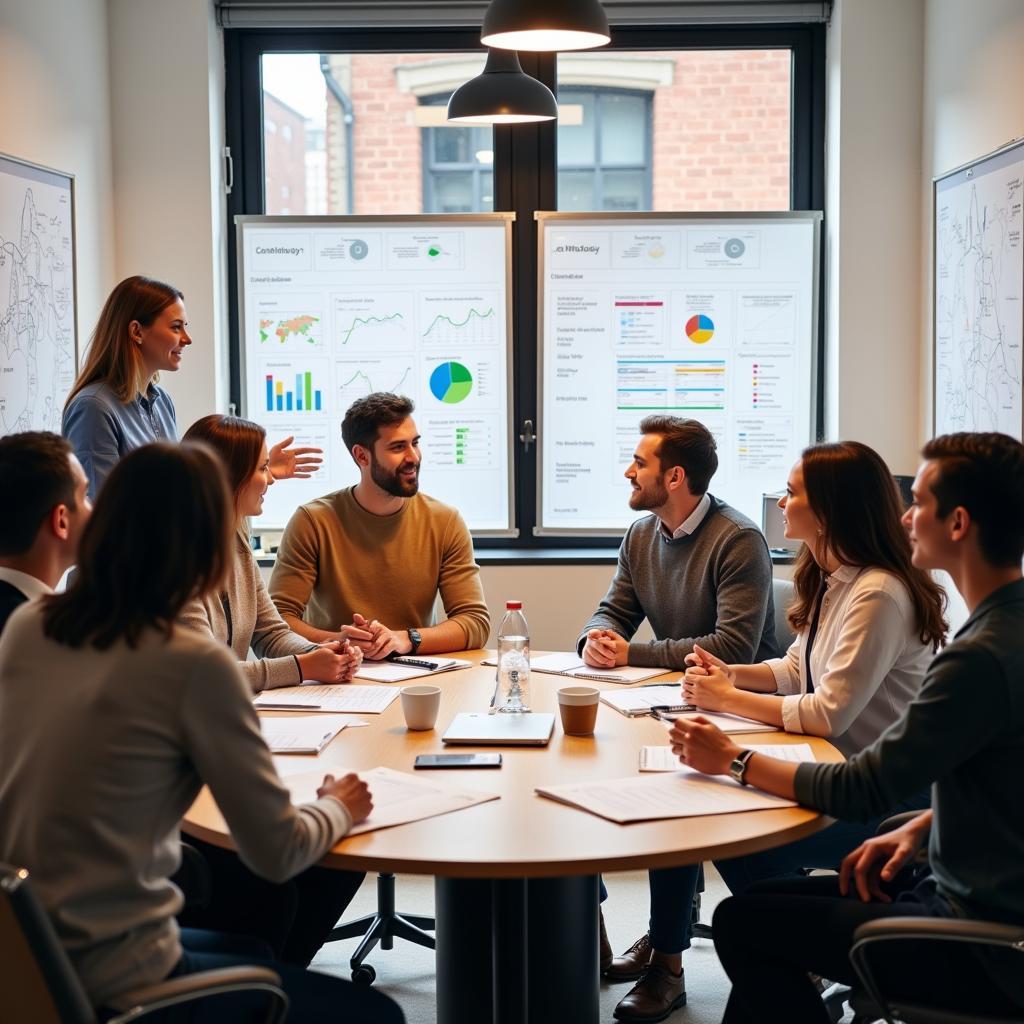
[228, 25, 824, 547]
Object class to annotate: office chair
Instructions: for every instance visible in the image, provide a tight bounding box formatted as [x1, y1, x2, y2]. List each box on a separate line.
[0, 862, 289, 1024]
[690, 577, 799, 942]
[326, 871, 435, 986]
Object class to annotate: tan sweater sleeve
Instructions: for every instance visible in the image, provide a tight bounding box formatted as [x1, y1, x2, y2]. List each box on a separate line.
[269, 506, 320, 624]
[180, 645, 351, 883]
[437, 509, 490, 649]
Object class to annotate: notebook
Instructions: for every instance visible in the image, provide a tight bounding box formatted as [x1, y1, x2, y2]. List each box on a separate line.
[355, 658, 471, 684]
[442, 712, 555, 746]
[482, 651, 672, 685]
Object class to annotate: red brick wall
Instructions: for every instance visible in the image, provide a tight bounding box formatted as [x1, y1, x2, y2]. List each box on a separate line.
[263, 93, 307, 215]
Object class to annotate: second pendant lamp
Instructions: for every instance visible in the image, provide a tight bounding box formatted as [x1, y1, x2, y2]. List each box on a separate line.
[447, 49, 558, 124]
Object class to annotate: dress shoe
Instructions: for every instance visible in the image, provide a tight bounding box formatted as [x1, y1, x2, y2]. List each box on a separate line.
[613, 963, 686, 1022]
[604, 931, 653, 982]
[599, 909, 614, 973]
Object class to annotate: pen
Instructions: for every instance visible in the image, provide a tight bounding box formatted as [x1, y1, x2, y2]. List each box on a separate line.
[647, 703, 696, 720]
[390, 657, 439, 670]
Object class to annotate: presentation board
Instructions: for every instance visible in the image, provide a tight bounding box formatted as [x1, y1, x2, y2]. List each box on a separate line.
[0, 153, 77, 436]
[933, 139, 1024, 440]
[237, 214, 515, 534]
[537, 212, 820, 534]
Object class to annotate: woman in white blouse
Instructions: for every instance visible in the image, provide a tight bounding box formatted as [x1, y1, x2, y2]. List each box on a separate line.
[608, 441, 946, 1023]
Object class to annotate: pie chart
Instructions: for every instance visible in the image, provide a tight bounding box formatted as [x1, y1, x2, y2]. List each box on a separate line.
[430, 361, 473, 404]
[685, 314, 715, 344]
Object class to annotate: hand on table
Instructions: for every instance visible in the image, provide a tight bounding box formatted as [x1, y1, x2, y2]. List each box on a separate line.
[668, 715, 741, 776]
[839, 815, 931, 903]
[269, 436, 324, 480]
[349, 613, 410, 660]
[297, 640, 361, 683]
[318, 773, 373, 824]
[582, 629, 628, 668]
[683, 645, 737, 711]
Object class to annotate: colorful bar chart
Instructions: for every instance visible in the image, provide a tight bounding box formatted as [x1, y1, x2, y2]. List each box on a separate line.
[264, 370, 322, 413]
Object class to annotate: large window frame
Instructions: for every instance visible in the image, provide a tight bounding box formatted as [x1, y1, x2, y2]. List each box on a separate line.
[224, 24, 825, 553]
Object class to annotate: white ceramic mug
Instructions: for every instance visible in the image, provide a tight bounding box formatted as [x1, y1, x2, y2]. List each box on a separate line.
[401, 684, 442, 731]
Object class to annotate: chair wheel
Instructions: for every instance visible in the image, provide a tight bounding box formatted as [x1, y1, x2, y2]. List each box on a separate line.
[351, 964, 376, 986]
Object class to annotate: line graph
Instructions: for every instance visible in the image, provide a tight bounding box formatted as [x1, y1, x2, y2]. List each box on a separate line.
[332, 292, 414, 351]
[337, 359, 415, 407]
[340, 311, 405, 345]
[418, 291, 501, 346]
[422, 306, 494, 337]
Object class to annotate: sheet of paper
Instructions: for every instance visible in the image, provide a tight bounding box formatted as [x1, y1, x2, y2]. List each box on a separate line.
[260, 715, 350, 754]
[601, 685, 692, 716]
[529, 652, 672, 684]
[639, 742, 816, 772]
[355, 658, 471, 683]
[536, 771, 798, 823]
[254, 685, 400, 714]
[667, 710, 779, 734]
[283, 766, 499, 835]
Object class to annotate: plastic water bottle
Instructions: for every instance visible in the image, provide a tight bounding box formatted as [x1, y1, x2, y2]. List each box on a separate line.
[497, 600, 530, 714]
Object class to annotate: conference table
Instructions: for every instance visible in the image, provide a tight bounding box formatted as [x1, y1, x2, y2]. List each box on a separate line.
[183, 651, 841, 1024]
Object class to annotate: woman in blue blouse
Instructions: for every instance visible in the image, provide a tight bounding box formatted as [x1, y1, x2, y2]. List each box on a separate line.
[63, 275, 319, 498]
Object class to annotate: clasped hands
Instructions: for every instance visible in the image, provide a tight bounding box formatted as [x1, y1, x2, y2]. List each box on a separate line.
[337, 613, 412, 660]
[581, 629, 629, 667]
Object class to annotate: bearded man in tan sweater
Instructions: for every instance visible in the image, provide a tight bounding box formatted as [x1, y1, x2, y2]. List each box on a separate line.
[270, 392, 490, 658]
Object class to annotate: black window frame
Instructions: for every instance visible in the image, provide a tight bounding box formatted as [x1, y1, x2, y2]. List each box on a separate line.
[421, 93, 495, 214]
[225, 24, 825, 554]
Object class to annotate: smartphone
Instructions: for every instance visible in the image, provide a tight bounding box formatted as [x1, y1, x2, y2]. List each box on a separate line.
[414, 753, 502, 769]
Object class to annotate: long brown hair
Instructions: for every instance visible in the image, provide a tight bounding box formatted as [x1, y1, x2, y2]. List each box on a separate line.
[788, 441, 947, 651]
[182, 414, 266, 514]
[66, 276, 184, 405]
[41, 442, 233, 649]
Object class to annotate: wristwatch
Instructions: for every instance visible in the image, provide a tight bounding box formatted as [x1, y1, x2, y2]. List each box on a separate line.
[407, 628, 422, 655]
[729, 749, 756, 786]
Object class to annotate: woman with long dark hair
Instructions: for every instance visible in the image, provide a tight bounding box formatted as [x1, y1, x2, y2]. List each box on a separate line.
[607, 441, 946, 1023]
[0, 442, 402, 1023]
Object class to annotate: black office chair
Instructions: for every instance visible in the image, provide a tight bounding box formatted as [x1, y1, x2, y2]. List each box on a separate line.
[326, 871, 435, 986]
[0, 862, 289, 1024]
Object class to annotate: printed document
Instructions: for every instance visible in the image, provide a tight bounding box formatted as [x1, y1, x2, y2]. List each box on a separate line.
[639, 742, 816, 772]
[530, 651, 672, 684]
[282, 766, 499, 835]
[356, 658, 472, 683]
[254, 685, 400, 714]
[601, 684, 693, 717]
[260, 715, 352, 754]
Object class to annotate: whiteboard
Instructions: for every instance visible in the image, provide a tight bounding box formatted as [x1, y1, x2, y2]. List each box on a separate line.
[0, 153, 77, 436]
[536, 212, 821, 535]
[933, 139, 1024, 440]
[237, 214, 515, 535]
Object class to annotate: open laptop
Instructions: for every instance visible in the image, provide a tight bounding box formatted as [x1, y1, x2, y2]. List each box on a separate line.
[442, 712, 555, 747]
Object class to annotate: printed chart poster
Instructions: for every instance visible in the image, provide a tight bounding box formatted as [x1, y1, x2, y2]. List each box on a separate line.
[0, 155, 76, 435]
[934, 144, 1024, 439]
[540, 216, 818, 532]
[240, 218, 513, 532]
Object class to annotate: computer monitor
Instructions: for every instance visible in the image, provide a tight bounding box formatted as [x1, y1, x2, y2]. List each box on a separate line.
[761, 492, 796, 554]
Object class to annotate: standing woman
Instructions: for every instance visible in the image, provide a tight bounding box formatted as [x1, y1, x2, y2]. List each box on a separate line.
[63, 275, 320, 498]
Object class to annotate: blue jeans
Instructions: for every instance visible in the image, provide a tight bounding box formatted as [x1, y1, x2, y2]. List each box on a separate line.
[647, 793, 930, 954]
[101, 928, 404, 1023]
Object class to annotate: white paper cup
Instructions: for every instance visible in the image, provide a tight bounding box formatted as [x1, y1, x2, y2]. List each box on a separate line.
[401, 684, 441, 731]
[557, 685, 600, 736]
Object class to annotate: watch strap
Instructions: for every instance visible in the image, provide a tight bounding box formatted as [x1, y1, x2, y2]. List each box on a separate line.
[730, 749, 756, 786]
[407, 628, 422, 655]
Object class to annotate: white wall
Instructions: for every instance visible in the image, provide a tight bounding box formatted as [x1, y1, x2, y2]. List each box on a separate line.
[0, 0, 115, 345]
[106, 0, 229, 434]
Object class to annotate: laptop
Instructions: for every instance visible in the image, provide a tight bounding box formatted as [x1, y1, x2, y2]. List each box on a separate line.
[442, 712, 555, 747]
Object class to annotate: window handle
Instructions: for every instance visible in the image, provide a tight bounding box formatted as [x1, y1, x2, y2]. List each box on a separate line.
[519, 419, 537, 452]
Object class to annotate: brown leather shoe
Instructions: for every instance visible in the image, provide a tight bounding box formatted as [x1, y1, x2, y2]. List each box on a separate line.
[604, 932, 653, 982]
[613, 963, 686, 1022]
[599, 910, 613, 974]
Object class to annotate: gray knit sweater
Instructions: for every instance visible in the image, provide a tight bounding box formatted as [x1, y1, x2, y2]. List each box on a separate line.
[578, 497, 778, 669]
[178, 531, 314, 691]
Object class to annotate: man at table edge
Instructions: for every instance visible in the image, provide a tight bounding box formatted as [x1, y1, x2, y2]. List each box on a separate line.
[270, 392, 490, 660]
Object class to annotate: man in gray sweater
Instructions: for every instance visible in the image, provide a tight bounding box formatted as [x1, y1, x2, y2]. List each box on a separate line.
[578, 415, 777, 671]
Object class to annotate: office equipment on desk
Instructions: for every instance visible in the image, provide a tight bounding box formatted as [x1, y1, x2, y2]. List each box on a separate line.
[639, 742, 816, 772]
[254, 684, 400, 714]
[281, 766, 499, 835]
[761, 492, 797, 556]
[356, 658, 472, 684]
[442, 711, 555, 746]
[260, 715, 353, 754]
[600, 684, 694, 718]
[536, 770, 798, 823]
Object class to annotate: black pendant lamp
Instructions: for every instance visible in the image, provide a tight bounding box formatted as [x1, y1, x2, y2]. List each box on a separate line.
[481, 0, 610, 52]
[447, 49, 558, 124]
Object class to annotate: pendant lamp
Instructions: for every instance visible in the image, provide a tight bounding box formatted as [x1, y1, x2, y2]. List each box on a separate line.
[481, 0, 610, 52]
[447, 49, 558, 124]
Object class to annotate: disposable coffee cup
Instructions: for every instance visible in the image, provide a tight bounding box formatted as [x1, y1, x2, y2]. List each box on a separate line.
[557, 685, 600, 736]
[401, 685, 441, 731]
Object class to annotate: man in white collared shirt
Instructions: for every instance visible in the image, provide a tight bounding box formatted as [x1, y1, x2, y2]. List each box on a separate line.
[0, 432, 92, 633]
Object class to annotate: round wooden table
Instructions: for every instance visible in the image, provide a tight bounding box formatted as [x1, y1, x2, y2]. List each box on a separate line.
[184, 652, 841, 1024]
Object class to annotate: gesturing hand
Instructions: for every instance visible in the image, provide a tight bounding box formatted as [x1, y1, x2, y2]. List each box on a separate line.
[269, 436, 324, 480]
[668, 715, 741, 776]
[839, 815, 931, 903]
[318, 773, 373, 824]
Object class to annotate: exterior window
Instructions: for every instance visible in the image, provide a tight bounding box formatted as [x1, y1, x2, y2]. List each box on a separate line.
[421, 96, 494, 213]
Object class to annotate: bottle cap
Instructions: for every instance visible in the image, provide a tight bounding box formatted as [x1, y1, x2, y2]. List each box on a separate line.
[505, 600, 522, 610]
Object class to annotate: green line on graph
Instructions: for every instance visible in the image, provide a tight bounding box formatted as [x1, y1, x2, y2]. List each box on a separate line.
[340, 367, 413, 394]
[422, 307, 494, 337]
[340, 312, 404, 345]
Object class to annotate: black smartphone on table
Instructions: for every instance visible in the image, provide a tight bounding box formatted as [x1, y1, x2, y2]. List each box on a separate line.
[414, 753, 503, 769]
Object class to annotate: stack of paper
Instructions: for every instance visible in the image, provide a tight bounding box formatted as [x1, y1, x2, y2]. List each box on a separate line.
[600, 684, 694, 718]
[529, 652, 672, 685]
[260, 715, 352, 754]
[254, 685, 400, 714]
[639, 742, 816, 772]
[666, 709, 778, 733]
[356, 658, 471, 683]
